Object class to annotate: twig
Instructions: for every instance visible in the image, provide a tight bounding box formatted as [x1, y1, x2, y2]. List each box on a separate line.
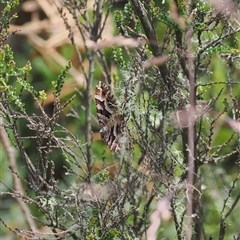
[184, 1, 196, 239]
[0, 117, 37, 232]
[219, 172, 240, 240]
[130, 0, 172, 92]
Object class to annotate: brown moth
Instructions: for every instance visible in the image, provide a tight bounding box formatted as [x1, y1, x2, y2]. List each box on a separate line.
[95, 81, 126, 151]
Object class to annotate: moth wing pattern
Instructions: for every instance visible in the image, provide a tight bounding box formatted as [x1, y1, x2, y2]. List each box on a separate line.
[95, 81, 126, 151]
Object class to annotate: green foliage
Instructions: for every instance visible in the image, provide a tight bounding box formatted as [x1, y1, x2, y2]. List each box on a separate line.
[192, 1, 212, 29]
[0, 0, 19, 30]
[0, 44, 34, 111]
[206, 45, 240, 55]
[114, 2, 133, 31]
[52, 60, 72, 97]
[177, 0, 187, 15]
[150, 1, 161, 19]
[114, 10, 124, 30]
[158, 12, 182, 31]
[113, 47, 126, 68]
[38, 90, 47, 101]
[122, 2, 133, 26]
[104, 228, 119, 240]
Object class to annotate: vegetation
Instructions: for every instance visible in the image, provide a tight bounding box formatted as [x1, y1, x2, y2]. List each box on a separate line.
[0, 0, 240, 239]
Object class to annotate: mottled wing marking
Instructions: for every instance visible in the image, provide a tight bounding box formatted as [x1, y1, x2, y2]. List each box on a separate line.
[95, 81, 125, 151]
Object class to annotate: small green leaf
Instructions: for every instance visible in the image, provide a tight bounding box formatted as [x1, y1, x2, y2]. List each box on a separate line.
[39, 90, 47, 101]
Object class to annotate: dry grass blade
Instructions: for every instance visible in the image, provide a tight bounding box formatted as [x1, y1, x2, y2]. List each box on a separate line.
[225, 117, 240, 133]
[86, 35, 142, 50]
[146, 192, 174, 240]
[143, 55, 168, 69]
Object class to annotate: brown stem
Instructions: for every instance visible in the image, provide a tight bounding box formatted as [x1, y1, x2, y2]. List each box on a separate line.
[0, 117, 37, 232]
[184, 1, 198, 239]
[130, 0, 172, 91]
[85, 53, 94, 170]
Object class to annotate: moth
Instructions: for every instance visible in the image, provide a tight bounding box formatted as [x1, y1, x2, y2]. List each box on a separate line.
[95, 81, 126, 151]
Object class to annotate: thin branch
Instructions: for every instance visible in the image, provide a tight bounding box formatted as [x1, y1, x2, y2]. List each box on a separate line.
[130, 0, 172, 92]
[219, 172, 240, 240]
[0, 117, 37, 232]
[184, 1, 197, 239]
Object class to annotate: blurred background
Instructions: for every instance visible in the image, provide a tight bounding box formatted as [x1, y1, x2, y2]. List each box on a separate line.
[1, 0, 240, 239]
